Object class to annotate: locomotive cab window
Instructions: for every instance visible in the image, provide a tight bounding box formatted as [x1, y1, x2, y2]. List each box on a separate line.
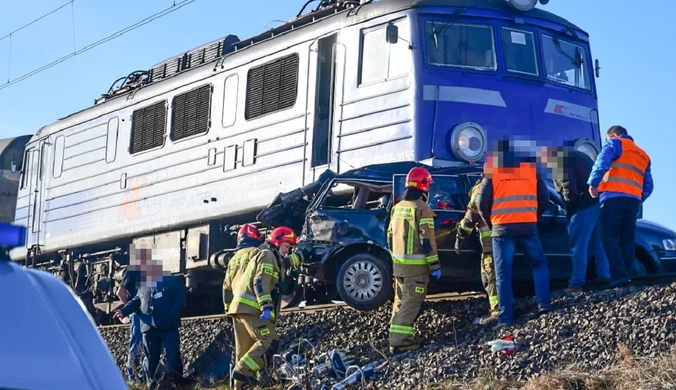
[359, 17, 411, 85]
[245, 53, 299, 120]
[171, 84, 212, 142]
[542, 35, 591, 90]
[425, 21, 496, 71]
[501, 28, 538, 76]
[130, 101, 167, 154]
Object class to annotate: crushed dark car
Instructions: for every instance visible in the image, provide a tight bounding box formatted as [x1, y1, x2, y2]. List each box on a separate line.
[257, 162, 676, 311]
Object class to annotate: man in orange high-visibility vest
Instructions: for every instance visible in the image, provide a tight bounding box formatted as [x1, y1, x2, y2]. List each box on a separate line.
[588, 126, 653, 289]
[475, 141, 552, 330]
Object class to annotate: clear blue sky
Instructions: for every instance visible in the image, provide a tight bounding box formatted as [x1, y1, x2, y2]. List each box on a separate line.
[0, 0, 673, 229]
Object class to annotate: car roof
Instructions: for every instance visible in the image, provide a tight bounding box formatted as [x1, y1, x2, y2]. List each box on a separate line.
[0, 261, 127, 390]
[336, 162, 483, 183]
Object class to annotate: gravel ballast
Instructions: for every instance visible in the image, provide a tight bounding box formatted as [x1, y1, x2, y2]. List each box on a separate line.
[99, 283, 676, 389]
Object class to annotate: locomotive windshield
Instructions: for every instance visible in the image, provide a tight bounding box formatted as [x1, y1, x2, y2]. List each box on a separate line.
[542, 35, 591, 90]
[425, 21, 497, 70]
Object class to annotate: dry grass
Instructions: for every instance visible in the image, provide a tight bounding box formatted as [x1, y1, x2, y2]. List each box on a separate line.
[436, 344, 676, 390]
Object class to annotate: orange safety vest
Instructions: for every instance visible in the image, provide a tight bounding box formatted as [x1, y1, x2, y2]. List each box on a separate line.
[598, 138, 650, 198]
[491, 163, 538, 225]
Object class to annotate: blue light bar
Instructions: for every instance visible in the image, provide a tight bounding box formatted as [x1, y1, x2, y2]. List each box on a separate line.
[0, 223, 26, 249]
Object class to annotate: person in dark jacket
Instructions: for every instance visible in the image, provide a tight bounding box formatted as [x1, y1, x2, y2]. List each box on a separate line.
[588, 126, 653, 288]
[113, 245, 186, 387]
[540, 146, 611, 293]
[475, 140, 551, 329]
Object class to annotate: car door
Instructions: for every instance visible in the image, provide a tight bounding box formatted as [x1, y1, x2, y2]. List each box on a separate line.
[392, 174, 482, 285]
[304, 179, 389, 247]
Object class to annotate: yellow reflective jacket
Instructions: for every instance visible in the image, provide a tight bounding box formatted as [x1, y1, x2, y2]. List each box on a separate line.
[222, 244, 285, 319]
[387, 198, 440, 277]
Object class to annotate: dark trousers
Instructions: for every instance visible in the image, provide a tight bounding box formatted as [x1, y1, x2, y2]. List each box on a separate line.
[600, 197, 641, 282]
[142, 327, 182, 386]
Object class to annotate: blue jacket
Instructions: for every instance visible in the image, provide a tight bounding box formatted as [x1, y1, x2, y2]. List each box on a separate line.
[120, 275, 186, 333]
[587, 135, 653, 203]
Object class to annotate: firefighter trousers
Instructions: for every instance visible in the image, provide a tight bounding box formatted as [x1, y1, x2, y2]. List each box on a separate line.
[231, 313, 279, 384]
[389, 273, 430, 347]
[479, 231, 498, 314]
[481, 253, 498, 314]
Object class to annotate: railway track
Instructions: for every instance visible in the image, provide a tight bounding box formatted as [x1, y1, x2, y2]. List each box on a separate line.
[98, 273, 676, 330]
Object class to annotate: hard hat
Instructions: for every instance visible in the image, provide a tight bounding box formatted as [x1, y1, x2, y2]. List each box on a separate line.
[237, 224, 263, 246]
[268, 226, 297, 248]
[405, 166, 433, 193]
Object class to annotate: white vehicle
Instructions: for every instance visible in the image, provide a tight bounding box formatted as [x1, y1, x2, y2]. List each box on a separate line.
[0, 222, 127, 390]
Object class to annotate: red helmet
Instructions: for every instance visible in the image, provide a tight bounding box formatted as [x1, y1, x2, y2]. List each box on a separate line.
[237, 224, 263, 245]
[405, 167, 433, 193]
[268, 226, 297, 248]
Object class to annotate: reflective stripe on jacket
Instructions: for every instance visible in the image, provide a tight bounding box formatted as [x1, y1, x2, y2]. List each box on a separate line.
[223, 244, 284, 317]
[387, 198, 440, 277]
[490, 163, 538, 225]
[598, 137, 650, 198]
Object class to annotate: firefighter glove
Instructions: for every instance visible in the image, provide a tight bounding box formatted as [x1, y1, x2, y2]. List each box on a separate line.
[260, 307, 273, 321]
[431, 269, 441, 279]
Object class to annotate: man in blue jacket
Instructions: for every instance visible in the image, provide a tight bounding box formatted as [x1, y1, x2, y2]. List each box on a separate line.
[114, 244, 187, 386]
[587, 126, 653, 288]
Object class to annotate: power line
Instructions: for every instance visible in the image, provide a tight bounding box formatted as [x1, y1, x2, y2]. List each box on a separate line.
[0, 0, 74, 42]
[0, 0, 196, 92]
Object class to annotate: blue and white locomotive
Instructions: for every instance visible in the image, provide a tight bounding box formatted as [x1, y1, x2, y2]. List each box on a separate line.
[10, 0, 601, 316]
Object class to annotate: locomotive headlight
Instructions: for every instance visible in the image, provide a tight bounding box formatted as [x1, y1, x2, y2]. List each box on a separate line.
[506, 0, 538, 11]
[574, 138, 600, 161]
[450, 122, 487, 162]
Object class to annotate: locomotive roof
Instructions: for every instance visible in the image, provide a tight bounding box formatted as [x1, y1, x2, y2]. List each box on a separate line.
[28, 0, 585, 144]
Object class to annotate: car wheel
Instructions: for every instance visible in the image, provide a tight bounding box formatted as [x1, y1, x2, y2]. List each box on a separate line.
[631, 258, 648, 277]
[336, 253, 392, 311]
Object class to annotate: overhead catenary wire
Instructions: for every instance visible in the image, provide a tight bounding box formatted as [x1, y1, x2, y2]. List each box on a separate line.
[0, 0, 196, 92]
[0, 0, 74, 42]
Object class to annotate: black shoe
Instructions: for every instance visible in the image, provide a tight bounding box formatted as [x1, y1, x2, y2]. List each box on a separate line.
[538, 303, 552, 315]
[601, 279, 631, 289]
[389, 344, 420, 354]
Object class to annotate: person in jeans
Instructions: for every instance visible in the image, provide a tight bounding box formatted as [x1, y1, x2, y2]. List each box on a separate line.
[117, 266, 144, 382]
[540, 146, 611, 293]
[475, 141, 551, 330]
[588, 126, 653, 288]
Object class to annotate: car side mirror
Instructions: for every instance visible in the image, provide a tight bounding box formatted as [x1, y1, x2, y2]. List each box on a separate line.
[386, 24, 399, 44]
[595, 59, 601, 78]
[10, 160, 17, 173]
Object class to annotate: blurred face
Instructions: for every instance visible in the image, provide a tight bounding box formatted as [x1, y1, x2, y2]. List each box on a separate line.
[279, 242, 292, 256]
[605, 133, 618, 142]
[539, 146, 555, 168]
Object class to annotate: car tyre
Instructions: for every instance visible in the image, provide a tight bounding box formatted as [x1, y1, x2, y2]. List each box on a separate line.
[336, 252, 392, 311]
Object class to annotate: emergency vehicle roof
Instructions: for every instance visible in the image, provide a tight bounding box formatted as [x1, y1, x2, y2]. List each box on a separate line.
[0, 260, 127, 390]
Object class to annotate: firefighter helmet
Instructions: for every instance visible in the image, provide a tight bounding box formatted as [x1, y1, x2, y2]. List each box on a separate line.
[268, 226, 297, 248]
[237, 224, 263, 245]
[405, 166, 433, 192]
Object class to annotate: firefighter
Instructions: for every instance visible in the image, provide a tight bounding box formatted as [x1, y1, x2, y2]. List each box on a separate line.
[455, 169, 498, 325]
[223, 226, 300, 389]
[387, 166, 441, 354]
[223, 224, 265, 313]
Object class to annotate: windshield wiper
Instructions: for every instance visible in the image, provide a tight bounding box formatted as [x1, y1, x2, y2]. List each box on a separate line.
[553, 37, 582, 68]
